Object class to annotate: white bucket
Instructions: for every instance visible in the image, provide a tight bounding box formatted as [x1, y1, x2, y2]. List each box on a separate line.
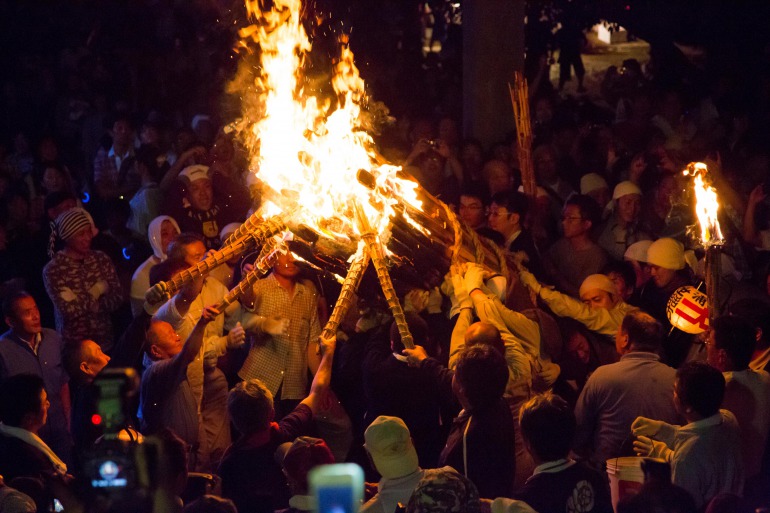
[606, 457, 645, 512]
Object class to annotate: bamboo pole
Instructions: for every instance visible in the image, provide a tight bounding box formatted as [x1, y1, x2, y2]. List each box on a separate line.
[213, 234, 285, 311]
[145, 213, 288, 304]
[320, 249, 370, 339]
[509, 72, 536, 199]
[354, 204, 414, 348]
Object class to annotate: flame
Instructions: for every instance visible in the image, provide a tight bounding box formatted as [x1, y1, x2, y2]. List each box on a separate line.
[235, 0, 421, 248]
[683, 162, 724, 246]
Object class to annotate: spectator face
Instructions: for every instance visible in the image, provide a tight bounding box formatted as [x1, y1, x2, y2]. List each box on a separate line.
[150, 322, 183, 359]
[487, 202, 516, 234]
[160, 221, 179, 255]
[187, 178, 213, 211]
[616, 194, 641, 224]
[83, 339, 111, 377]
[607, 271, 633, 301]
[561, 205, 588, 238]
[483, 160, 512, 195]
[534, 148, 558, 182]
[181, 241, 207, 266]
[65, 226, 94, 255]
[7, 296, 42, 337]
[649, 264, 676, 288]
[42, 166, 65, 193]
[112, 120, 133, 148]
[655, 175, 677, 211]
[461, 143, 483, 175]
[580, 288, 614, 309]
[459, 195, 485, 228]
[274, 251, 300, 280]
[705, 330, 725, 370]
[140, 125, 160, 146]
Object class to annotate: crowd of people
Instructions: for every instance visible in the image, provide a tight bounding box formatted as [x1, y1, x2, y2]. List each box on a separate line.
[3, 2, 770, 513]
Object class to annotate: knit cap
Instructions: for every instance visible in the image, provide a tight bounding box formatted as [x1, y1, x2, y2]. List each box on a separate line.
[406, 467, 480, 513]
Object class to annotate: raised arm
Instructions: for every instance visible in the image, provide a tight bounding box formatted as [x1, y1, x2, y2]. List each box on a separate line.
[175, 305, 218, 366]
[301, 332, 336, 413]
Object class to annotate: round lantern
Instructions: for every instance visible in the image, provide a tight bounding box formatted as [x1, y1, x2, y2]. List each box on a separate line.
[666, 286, 709, 334]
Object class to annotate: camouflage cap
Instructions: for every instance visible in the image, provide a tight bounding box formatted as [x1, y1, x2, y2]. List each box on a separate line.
[406, 467, 480, 513]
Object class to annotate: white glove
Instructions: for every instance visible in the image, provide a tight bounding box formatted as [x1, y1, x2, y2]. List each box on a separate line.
[631, 416, 664, 437]
[89, 280, 109, 300]
[633, 435, 673, 462]
[517, 268, 541, 294]
[450, 271, 472, 310]
[262, 316, 290, 336]
[426, 286, 443, 314]
[463, 263, 486, 292]
[227, 322, 246, 349]
[404, 289, 430, 313]
[245, 315, 291, 336]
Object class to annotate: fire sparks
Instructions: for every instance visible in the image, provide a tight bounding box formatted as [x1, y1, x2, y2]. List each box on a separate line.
[234, 0, 421, 247]
[683, 162, 724, 247]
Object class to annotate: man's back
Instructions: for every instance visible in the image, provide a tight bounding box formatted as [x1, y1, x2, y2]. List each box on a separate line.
[574, 352, 679, 466]
[219, 403, 313, 513]
[723, 368, 770, 478]
[515, 460, 613, 513]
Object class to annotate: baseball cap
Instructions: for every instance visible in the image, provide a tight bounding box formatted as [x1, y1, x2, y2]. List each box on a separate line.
[364, 416, 419, 479]
[179, 164, 211, 184]
[274, 436, 335, 486]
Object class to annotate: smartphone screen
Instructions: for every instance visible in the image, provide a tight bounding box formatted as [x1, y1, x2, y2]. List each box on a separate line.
[310, 464, 364, 513]
[317, 485, 355, 513]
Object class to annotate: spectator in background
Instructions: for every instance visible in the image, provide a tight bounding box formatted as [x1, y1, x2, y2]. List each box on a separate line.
[170, 165, 241, 249]
[482, 159, 516, 197]
[0, 291, 72, 464]
[543, 195, 608, 297]
[127, 145, 164, 238]
[488, 190, 543, 277]
[43, 208, 123, 349]
[598, 181, 650, 261]
[580, 173, 611, 213]
[92, 114, 137, 202]
[130, 215, 180, 316]
[533, 144, 573, 205]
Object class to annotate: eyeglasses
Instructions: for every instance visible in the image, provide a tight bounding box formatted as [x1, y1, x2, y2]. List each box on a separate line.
[488, 209, 510, 218]
[561, 216, 583, 222]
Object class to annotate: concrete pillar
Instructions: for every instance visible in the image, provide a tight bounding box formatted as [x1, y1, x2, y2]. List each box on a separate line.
[463, 0, 525, 148]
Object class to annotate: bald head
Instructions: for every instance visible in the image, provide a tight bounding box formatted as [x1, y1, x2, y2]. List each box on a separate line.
[465, 322, 505, 356]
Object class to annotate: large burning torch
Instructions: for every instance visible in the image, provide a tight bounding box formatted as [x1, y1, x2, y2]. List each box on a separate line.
[684, 162, 725, 322]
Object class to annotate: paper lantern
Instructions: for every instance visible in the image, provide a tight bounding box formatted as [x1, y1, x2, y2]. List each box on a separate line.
[666, 286, 709, 334]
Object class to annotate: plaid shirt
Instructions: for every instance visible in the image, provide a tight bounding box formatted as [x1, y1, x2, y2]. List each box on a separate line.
[238, 274, 321, 400]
